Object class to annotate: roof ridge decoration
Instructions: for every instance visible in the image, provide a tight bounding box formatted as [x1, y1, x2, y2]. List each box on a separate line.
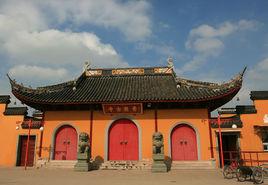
[176, 67, 246, 89]
[84, 66, 175, 77]
[7, 67, 245, 91]
[8, 66, 246, 111]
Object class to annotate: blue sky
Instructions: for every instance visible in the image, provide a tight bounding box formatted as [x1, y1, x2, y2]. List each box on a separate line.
[0, 0, 268, 107]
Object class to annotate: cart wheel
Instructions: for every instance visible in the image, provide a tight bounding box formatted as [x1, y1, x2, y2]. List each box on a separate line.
[253, 168, 264, 184]
[223, 165, 234, 179]
[236, 168, 246, 182]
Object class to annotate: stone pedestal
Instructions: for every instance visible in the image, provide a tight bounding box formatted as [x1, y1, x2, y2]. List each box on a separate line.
[74, 153, 93, 172]
[152, 154, 167, 173]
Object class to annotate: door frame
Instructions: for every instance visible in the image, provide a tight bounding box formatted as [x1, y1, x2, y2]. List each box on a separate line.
[169, 122, 201, 160]
[215, 131, 241, 167]
[104, 115, 142, 161]
[51, 123, 79, 160]
[16, 135, 37, 166]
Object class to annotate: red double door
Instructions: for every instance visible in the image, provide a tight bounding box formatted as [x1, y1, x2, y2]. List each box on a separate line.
[18, 136, 36, 166]
[54, 126, 77, 160]
[108, 119, 138, 160]
[171, 124, 198, 160]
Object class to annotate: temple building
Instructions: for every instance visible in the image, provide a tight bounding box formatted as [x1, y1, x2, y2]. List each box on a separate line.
[1, 63, 247, 169]
[210, 91, 268, 167]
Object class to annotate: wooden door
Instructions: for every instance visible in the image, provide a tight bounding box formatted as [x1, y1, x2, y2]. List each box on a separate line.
[54, 125, 77, 160]
[171, 124, 198, 160]
[18, 136, 36, 166]
[108, 119, 138, 160]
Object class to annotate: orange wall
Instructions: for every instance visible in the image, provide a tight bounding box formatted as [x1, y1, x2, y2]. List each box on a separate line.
[211, 99, 268, 167]
[157, 109, 211, 160]
[0, 103, 40, 167]
[239, 100, 268, 165]
[41, 108, 211, 161]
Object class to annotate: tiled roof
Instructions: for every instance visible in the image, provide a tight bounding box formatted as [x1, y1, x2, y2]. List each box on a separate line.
[236, 105, 257, 114]
[210, 116, 243, 128]
[4, 107, 28, 115]
[9, 67, 245, 110]
[250, 91, 268, 100]
[21, 120, 42, 129]
[0, 95, 10, 104]
[219, 105, 257, 115]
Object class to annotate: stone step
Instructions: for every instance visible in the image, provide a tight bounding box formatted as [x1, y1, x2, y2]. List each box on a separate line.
[100, 160, 151, 170]
[171, 160, 216, 170]
[46, 160, 77, 169]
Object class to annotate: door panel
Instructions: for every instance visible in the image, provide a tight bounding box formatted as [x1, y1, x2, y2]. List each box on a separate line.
[108, 121, 124, 160]
[171, 127, 185, 160]
[171, 125, 198, 161]
[124, 121, 138, 160]
[66, 127, 78, 160]
[18, 136, 36, 166]
[54, 125, 77, 160]
[108, 119, 138, 160]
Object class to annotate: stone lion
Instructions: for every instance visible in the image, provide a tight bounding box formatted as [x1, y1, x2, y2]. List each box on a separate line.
[152, 132, 164, 154]
[78, 132, 90, 154]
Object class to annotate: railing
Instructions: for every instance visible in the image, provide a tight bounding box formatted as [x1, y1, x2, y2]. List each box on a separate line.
[223, 151, 268, 166]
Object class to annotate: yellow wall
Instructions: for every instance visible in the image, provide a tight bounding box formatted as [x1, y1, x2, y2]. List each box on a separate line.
[157, 109, 211, 160]
[0, 103, 41, 167]
[41, 108, 211, 161]
[239, 100, 268, 165]
[211, 99, 268, 167]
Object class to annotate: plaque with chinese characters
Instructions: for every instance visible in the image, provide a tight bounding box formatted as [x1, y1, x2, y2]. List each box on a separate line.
[102, 103, 143, 114]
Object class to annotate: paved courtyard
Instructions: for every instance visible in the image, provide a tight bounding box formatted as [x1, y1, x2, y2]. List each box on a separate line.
[0, 168, 266, 185]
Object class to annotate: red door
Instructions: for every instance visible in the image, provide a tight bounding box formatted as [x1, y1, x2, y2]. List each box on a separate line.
[109, 119, 138, 160]
[54, 125, 77, 160]
[18, 136, 36, 166]
[171, 124, 198, 160]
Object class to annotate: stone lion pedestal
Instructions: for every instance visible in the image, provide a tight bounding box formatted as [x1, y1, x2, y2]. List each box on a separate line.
[74, 132, 93, 172]
[152, 154, 167, 172]
[74, 153, 93, 172]
[151, 132, 167, 173]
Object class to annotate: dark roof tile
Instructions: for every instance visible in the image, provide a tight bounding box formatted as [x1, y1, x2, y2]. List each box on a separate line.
[0, 95, 10, 104]
[4, 107, 28, 115]
[250, 91, 268, 100]
[9, 67, 245, 110]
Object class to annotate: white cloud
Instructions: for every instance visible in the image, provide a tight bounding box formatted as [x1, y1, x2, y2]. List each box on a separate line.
[190, 38, 224, 56]
[4, 29, 126, 68]
[247, 57, 268, 89]
[36, 0, 151, 41]
[216, 57, 268, 108]
[0, 0, 134, 86]
[188, 20, 257, 39]
[9, 65, 68, 83]
[182, 20, 258, 74]
[0, 0, 151, 41]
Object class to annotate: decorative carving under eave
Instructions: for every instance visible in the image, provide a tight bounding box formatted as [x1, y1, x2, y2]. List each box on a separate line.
[154, 67, 173, 74]
[85, 69, 102, 76]
[112, 68, 144, 75]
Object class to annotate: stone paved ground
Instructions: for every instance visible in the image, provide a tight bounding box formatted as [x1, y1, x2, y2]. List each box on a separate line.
[0, 168, 266, 185]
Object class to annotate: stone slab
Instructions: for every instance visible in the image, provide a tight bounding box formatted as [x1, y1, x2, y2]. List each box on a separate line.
[152, 154, 165, 161]
[151, 163, 167, 173]
[74, 162, 93, 172]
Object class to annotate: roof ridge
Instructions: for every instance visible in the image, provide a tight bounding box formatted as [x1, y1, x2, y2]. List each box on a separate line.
[176, 67, 245, 89]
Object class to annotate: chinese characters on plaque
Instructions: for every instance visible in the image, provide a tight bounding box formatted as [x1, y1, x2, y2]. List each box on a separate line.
[102, 103, 143, 114]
